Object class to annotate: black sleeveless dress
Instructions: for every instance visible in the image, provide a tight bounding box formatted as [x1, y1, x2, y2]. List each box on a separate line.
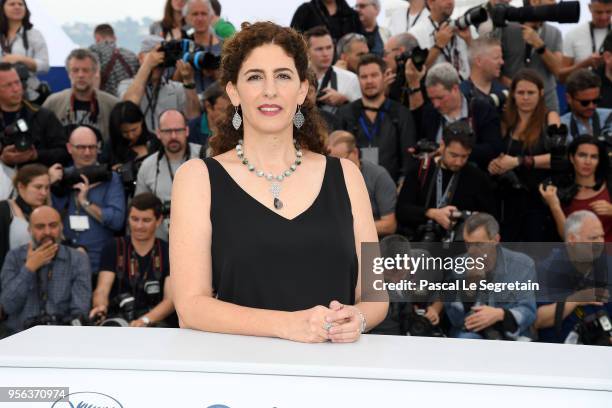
[204, 156, 358, 312]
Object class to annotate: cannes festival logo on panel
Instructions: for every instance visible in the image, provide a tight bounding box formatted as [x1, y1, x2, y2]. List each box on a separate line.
[51, 391, 123, 408]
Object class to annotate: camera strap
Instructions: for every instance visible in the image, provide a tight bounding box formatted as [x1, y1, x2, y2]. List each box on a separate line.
[14, 195, 33, 221]
[101, 48, 134, 90]
[424, 164, 460, 209]
[317, 66, 338, 93]
[121, 238, 163, 293]
[407, 6, 425, 29]
[589, 22, 611, 54]
[430, 17, 461, 76]
[144, 82, 161, 130]
[68, 92, 99, 126]
[358, 99, 389, 144]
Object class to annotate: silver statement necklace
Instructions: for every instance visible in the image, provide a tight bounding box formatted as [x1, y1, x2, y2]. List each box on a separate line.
[236, 139, 303, 210]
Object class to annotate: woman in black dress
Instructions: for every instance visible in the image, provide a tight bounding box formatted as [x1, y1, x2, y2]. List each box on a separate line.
[170, 22, 387, 343]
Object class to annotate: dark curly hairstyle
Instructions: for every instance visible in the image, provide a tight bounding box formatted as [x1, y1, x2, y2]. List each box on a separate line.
[211, 21, 327, 156]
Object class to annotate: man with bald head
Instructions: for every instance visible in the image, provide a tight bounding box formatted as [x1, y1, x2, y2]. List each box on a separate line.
[0, 206, 91, 335]
[135, 109, 201, 240]
[327, 130, 397, 236]
[50, 126, 125, 275]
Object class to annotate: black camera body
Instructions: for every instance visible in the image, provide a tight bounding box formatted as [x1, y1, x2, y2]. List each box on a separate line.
[575, 310, 612, 346]
[395, 46, 429, 72]
[490, 1, 580, 27]
[403, 308, 445, 337]
[413, 139, 440, 156]
[451, 6, 488, 31]
[161, 201, 171, 218]
[160, 39, 221, 71]
[0, 119, 32, 151]
[58, 164, 113, 190]
[98, 293, 136, 327]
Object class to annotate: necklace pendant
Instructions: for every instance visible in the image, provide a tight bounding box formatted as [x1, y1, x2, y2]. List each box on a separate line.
[274, 197, 283, 210]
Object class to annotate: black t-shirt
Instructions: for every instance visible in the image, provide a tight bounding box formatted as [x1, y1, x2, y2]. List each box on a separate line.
[1, 110, 19, 128]
[99, 237, 170, 315]
[597, 66, 612, 110]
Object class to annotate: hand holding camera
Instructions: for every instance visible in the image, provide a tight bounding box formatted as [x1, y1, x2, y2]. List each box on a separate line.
[434, 23, 454, 49]
[144, 47, 165, 70]
[404, 59, 426, 89]
[426, 205, 458, 230]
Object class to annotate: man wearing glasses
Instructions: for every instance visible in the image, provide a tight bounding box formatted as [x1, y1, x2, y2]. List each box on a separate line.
[354, 0, 391, 57]
[561, 68, 612, 142]
[50, 126, 126, 276]
[135, 109, 201, 241]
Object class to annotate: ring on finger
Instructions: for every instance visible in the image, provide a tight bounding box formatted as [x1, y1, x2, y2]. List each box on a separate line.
[323, 322, 333, 331]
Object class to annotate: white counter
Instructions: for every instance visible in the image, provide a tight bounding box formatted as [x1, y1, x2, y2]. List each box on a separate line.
[0, 326, 610, 407]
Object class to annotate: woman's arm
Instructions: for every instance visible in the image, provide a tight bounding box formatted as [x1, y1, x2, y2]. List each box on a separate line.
[325, 159, 388, 342]
[170, 158, 332, 343]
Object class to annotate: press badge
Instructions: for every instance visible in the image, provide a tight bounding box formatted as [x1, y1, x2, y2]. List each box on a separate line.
[361, 147, 379, 165]
[69, 215, 90, 231]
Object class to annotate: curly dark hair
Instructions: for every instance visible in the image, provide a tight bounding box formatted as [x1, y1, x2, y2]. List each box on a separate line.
[211, 21, 327, 156]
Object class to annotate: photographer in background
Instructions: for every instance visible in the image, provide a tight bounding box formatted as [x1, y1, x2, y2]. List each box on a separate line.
[561, 69, 612, 142]
[335, 32, 369, 74]
[409, 0, 473, 80]
[499, 0, 563, 113]
[535, 211, 612, 345]
[0, 62, 68, 167]
[410, 63, 503, 170]
[187, 81, 230, 148]
[337, 53, 416, 184]
[460, 37, 508, 113]
[540, 136, 612, 242]
[90, 193, 175, 328]
[135, 109, 201, 241]
[445, 213, 537, 340]
[489, 69, 560, 242]
[327, 130, 397, 237]
[107, 101, 159, 198]
[396, 121, 495, 241]
[0, 206, 91, 336]
[176, 0, 222, 93]
[118, 35, 200, 130]
[382, 32, 422, 106]
[43, 48, 119, 146]
[559, 0, 612, 83]
[49, 127, 125, 276]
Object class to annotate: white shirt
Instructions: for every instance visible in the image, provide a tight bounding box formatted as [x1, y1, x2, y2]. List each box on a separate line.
[409, 17, 474, 80]
[317, 66, 362, 113]
[563, 22, 609, 63]
[385, 0, 430, 36]
[0, 163, 15, 200]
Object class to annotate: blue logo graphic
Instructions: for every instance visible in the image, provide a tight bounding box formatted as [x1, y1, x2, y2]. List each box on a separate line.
[51, 391, 123, 408]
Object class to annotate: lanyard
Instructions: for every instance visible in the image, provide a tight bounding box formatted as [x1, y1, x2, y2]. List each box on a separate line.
[143, 83, 160, 129]
[430, 17, 459, 73]
[436, 167, 457, 208]
[358, 100, 388, 144]
[590, 23, 611, 54]
[408, 7, 424, 28]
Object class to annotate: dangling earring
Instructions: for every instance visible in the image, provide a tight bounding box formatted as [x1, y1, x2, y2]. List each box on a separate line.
[232, 106, 242, 130]
[293, 105, 305, 129]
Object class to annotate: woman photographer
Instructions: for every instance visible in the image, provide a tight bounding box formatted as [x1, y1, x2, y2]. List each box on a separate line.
[540, 136, 612, 242]
[488, 69, 560, 242]
[150, 0, 188, 40]
[107, 102, 159, 197]
[0, 0, 48, 103]
[0, 164, 49, 269]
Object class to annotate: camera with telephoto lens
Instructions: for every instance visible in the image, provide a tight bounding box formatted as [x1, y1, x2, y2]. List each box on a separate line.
[395, 46, 429, 73]
[450, 6, 489, 30]
[160, 39, 220, 70]
[573, 310, 612, 346]
[403, 307, 446, 337]
[58, 164, 112, 190]
[99, 293, 135, 327]
[0, 119, 31, 152]
[548, 123, 571, 171]
[490, 1, 580, 28]
[442, 210, 473, 243]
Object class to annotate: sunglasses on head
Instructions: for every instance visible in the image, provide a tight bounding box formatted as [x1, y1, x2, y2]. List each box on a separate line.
[576, 97, 601, 107]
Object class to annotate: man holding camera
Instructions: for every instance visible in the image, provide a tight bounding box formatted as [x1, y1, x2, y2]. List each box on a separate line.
[535, 211, 612, 345]
[135, 110, 201, 241]
[338, 54, 416, 184]
[90, 193, 174, 328]
[304, 26, 362, 114]
[559, 0, 612, 82]
[410, 62, 503, 170]
[499, 0, 563, 112]
[43, 49, 119, 146]
[49, 126, 125, 275]
[0, 206, 91, 335]
[118, 36, 200, 130]
[561, 68, 612, 142]
[445, 213, 537, 340]
[460, 37, 508, 112]
[409, 0, 473, 80]
[0, 62, 68, 168]
[396, 121, 496, 239]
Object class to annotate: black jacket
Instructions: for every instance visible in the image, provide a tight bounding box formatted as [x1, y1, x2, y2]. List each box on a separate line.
[290, 0, 364, 41]
[2, 101, 69, 166]
[338, 98, 417, 182]
[412, 98, 503, 171]
[396, 161, 497, 233]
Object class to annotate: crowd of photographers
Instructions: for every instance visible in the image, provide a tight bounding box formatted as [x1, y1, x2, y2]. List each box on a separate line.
[0, 0, 610, 345]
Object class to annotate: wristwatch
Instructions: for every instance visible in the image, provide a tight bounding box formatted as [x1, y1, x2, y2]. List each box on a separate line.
[183, 82, 196, 89]
[535, 44, 546, 54]
[140, 316, 151, 326]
